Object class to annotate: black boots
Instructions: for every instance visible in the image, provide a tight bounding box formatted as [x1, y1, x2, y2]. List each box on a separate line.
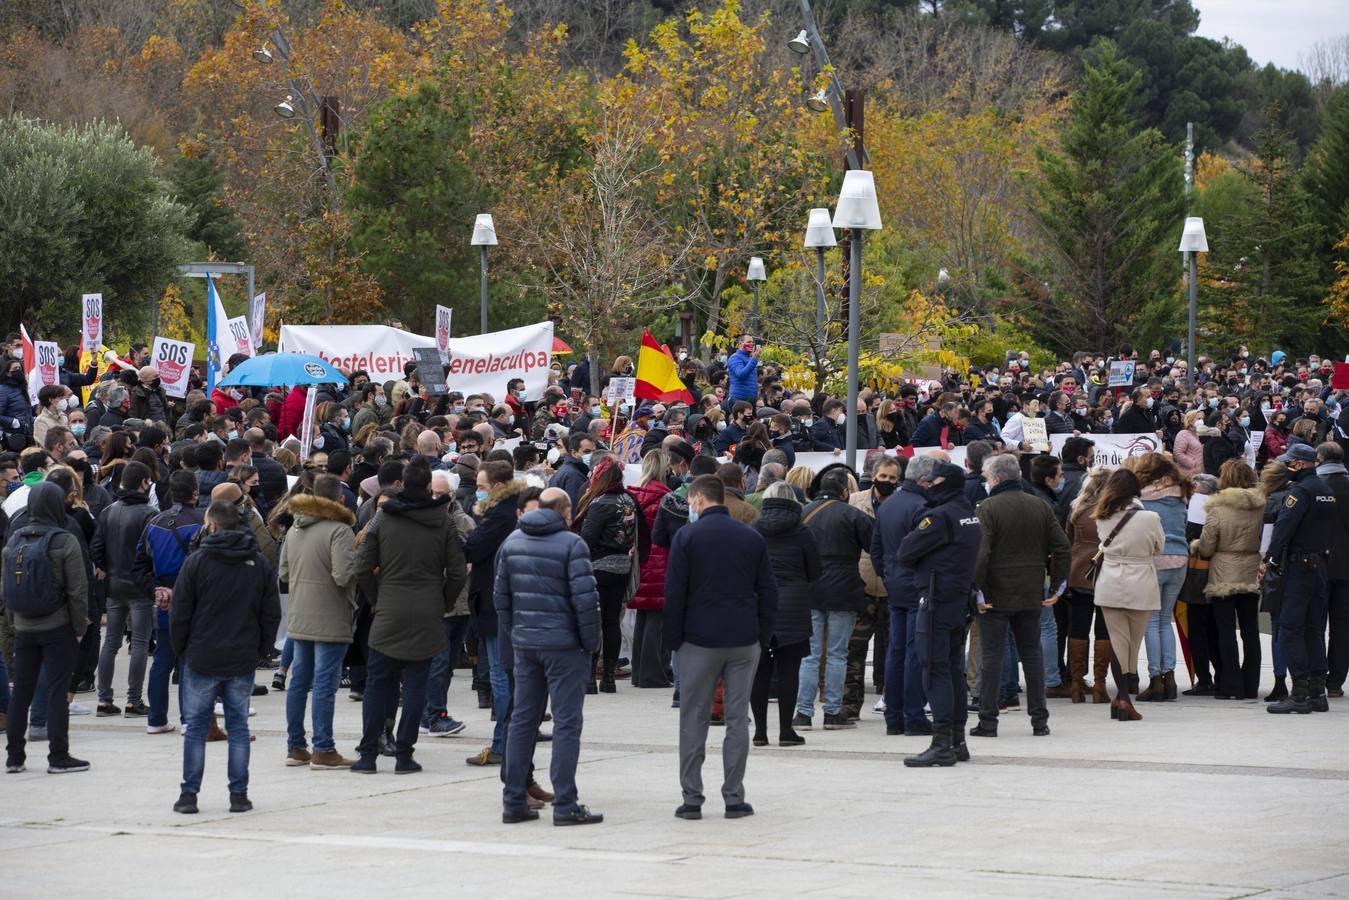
[1268, 678, 1312, 714]
[600, 674, 617, 694]
[1264, 676, 1289, 703]
[904, 728, 958, 767]
[1308, 675, 1330, 713]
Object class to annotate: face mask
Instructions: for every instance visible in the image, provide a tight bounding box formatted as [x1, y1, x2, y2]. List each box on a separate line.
[1074, 406, 1088, 415]
[834, 413, 846, 425]
[1260, 404, 1272, 415]
[374, 395, 388, 408]
[1063, 385, 1076, 395]
[228, 389, 242, 400]
[57, 397, 70, 412]
[1103, 417, 1113, 428]
[618, 402, 631, 416]
[1207, 398, 1218, 408]
[313, 435, 325, 449]
[590, 405, 602, 417]
[688, 509, 699, 523]
[1241, 351, 1250, 358]
[453, 403, 465, 414]
[677, 351, 688, 361]
[717, 354, 728, 364]
[873, 480, 897, 498]
[505, 415, 515, 426]
[1144, 397, 1154, 409]
[1239, 416, 1250, 428]
[236, 501, 249, 516]
[1166, 357, 1175, 364]
[514, 390, 525, 400]
[582, 452, 593, 467]
[802, 418, 814, 428]
[715, 420, 727, 432]
[475, 489, 489, 502]
[71, 423, 86, 438]
[6, 480, 21, 493]
[248, 485, 260, 496]
[227, 430, 239, 441]
[341, 417, 351, 431]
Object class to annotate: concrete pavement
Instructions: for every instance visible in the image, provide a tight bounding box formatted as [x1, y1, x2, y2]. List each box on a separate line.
[3, 642, 1349, 898]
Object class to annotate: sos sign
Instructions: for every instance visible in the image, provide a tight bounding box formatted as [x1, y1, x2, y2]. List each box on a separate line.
[151, 336, 195, 398]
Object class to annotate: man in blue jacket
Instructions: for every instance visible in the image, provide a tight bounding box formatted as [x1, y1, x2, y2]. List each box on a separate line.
[494, 487, 603, 826]
[664, 475, 778, 821]
[725, 335, 760, 407]
[870, 455, 936, 736]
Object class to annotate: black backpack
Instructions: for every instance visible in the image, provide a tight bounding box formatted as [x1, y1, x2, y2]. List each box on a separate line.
[2, 525, 64, 615]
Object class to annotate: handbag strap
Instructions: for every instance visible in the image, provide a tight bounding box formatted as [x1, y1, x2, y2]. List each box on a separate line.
[802, 498, 836, 527]
[1100, 507, 1138, 550]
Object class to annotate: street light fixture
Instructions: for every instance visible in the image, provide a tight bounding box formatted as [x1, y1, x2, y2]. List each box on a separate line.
[747, 256, 767, 336]
[1178, 216, 1208, 391]
[788, 29, 811, 54]
[471, 213, 498, 335]
[806, 89, 830, 113]
[273, 95, 296, 119]
[803, 208, 836, 344]
[253, 45, 273, 64]
[833, 170, 883, 470]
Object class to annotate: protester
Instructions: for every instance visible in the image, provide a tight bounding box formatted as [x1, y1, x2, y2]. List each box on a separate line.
[1091, 468, 1165, 722]
[574, 456, 643, 694]
[494, 487, 603, 825]
[1128, 453, 1191, 701]
[170, 501, 281, 813]
[843, 454, 897, 719]
[664, 475, 777, 820]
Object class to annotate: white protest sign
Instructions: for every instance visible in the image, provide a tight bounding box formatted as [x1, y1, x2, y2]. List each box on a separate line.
[1108, 360, 1135, 387]
[82, 293, 103, 352]
[435, 305, 453, 365]
[1022, 417, 1050, 452]
[1246, 430, 1264, 470]
[151, 336, 195, 398]
[34, 341, 60, 391]
[225, 315, 254, 358]
[298, 387, 318, 460]
[606, 376, 636, 405]
[250, 293, 267, 349]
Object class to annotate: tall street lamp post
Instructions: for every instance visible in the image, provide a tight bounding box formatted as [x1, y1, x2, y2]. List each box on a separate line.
[1178, 216, 1208, 391]
[833, 171, 883, 471]
[804, 208, 836, 346]
[471, 214, 497, 335]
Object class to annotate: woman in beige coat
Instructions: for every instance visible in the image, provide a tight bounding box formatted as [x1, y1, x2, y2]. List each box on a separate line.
[1093, 468, 1165, 721]
[1193, 459, 1264, 700]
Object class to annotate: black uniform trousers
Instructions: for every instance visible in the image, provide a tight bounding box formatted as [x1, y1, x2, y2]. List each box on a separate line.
[1279, 553, 1329, 679]
[915, 598, 969, 734]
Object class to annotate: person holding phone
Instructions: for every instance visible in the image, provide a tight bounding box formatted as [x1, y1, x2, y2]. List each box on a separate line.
[725, 334, 760, 410]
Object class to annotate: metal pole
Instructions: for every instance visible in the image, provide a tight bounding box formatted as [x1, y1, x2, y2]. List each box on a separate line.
[798, 0, 862, 170]
[815, 246, 827, 344]
[246, 266, 256, 341]
[845, 232, 861, 471]
[479, 245, 489, 335]
[751, 284, 760, 337]
[1188, 253, 1198, 392]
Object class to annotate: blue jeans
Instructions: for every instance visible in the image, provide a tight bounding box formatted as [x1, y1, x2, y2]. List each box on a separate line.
[1146, 567, 1187, 677]
[1040, 605, 1061, 687]
[147, 614, 176, 728]
[796, 610, 857, 717]
[422, 615, 470, 726]
[883, 606, 928, 729]
[1270, 610, 1287, 678]
[280, 637, 295, 670]
[503, 648, 589, 815]
[180, 665, 252, 795]
[484, 635, 511, 755]
[286, 640, 347, 753]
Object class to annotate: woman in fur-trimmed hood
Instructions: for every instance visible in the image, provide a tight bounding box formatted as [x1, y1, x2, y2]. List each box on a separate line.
[279, 491, 358, 644]
[1192, 458, 1264, 700]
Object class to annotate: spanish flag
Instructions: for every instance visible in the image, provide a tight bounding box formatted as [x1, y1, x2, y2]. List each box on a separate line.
[635, 330, 694, 404]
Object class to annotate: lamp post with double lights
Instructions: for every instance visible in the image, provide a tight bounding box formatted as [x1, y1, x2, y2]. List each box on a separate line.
[832, 171, 883, 471]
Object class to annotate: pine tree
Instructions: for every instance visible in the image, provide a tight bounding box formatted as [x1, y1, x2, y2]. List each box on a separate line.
[1028, 41, 1185, 354]
[1304, 87, 1349, 249]
[167, 150, 245, 261]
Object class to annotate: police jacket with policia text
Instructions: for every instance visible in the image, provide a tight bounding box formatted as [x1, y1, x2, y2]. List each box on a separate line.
[1266, 468, 1338, 561]
[897, 479, 982, 603]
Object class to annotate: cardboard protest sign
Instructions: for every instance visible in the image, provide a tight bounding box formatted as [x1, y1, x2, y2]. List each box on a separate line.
[82, 293, 103, 352]
[151, 337, 195, 398]
[435, 305, 452, 365]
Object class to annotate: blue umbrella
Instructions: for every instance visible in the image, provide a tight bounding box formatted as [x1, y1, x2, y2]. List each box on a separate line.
[216, 352, 348, 388]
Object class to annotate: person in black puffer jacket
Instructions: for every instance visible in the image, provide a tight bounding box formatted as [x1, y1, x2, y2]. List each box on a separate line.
[750, 486, 820, 746]
[575, 456, 648, 693]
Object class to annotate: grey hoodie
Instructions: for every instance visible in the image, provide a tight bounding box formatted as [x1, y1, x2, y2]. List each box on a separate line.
[0, 482, 90, 666]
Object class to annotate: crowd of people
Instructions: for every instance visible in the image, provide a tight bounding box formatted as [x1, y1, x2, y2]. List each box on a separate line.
[1, 330, 1346, 818]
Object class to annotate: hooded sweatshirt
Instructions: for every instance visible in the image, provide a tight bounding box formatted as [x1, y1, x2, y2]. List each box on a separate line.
[0, 481, 89, 657]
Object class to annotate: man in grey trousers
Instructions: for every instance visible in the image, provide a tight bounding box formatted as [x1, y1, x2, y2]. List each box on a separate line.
[663, 475, 778, 820]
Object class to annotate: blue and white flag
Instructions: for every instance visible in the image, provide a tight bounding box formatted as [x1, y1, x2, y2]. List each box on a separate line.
[206, 275, 228, 393]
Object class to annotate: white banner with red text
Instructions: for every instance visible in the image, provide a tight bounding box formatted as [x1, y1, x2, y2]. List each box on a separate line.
[278, 322, 555, 400]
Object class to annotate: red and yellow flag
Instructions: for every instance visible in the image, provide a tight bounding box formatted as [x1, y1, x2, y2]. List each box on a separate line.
[635, 330, 694, 404]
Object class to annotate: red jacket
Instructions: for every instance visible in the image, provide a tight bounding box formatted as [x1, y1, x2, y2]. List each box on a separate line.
[278, 385, 308, 440]
[210, 387, 239, 413]
[627, 481, 671, 611]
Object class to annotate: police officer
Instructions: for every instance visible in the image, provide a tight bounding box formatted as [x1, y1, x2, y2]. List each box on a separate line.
[896, 462, 982, 767]
[1266, 444, 1339, 715]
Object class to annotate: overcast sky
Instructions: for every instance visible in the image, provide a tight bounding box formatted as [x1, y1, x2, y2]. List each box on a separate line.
[1192, 0, 1348, 72]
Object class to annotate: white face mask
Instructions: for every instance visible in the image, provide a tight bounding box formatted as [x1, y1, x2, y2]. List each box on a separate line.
[57, 397, 70, 412]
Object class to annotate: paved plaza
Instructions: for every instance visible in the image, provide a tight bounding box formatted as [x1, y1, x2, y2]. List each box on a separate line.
[3, 636, 1349, 899]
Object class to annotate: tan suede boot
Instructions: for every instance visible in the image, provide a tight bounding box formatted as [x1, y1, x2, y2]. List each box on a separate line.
[1068, 639, 1089, 703]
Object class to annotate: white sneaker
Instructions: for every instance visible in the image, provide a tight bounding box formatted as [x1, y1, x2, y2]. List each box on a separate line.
[213, 703, 257, 717]
[872, 698, 886, 714]
[146, 723, 177, 734]
[68, 701, 92, 716]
